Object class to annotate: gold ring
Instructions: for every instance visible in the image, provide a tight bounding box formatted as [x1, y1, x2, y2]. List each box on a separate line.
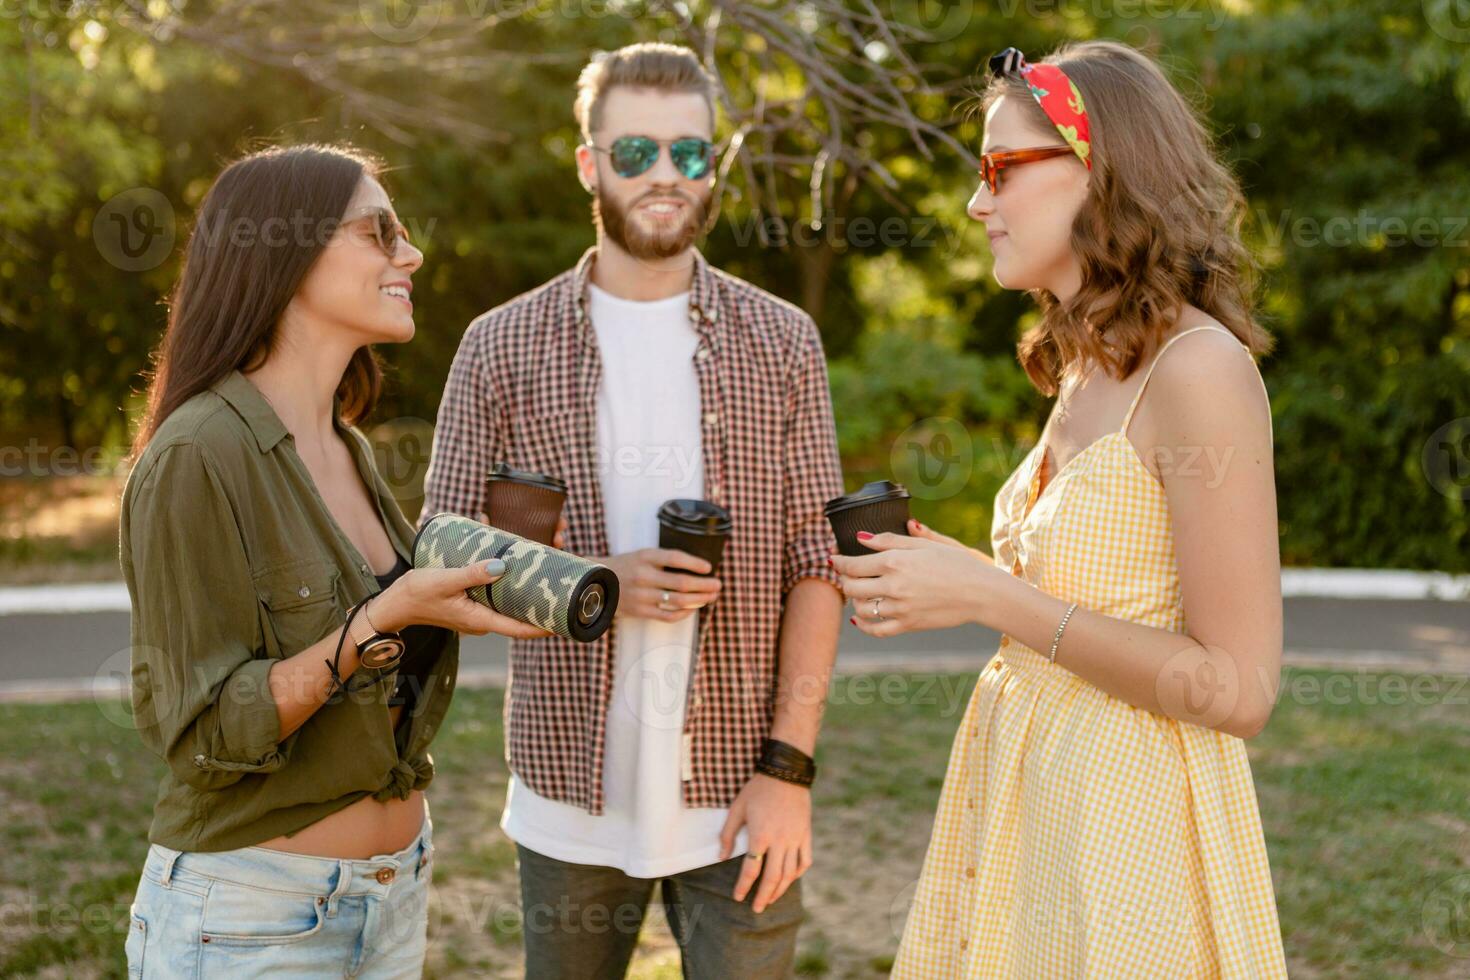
[745, 851, 764, 862]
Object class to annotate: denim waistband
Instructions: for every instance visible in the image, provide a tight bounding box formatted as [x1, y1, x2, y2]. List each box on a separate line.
[144, 811, 432, 907]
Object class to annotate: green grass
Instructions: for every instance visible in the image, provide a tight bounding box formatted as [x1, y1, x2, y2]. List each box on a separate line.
[1, 668, 1468, 977]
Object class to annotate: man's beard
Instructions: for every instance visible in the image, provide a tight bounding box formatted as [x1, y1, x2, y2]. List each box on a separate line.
[594, 185, 710, 260]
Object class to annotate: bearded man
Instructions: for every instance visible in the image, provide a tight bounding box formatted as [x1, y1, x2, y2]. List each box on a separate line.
[419, 41, 845, 980]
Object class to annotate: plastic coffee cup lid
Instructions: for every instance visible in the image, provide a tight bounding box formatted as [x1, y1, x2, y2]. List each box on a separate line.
[486, 462, 567, 494]
[657, 498, 733, 535]
[823, 480, 911, 517]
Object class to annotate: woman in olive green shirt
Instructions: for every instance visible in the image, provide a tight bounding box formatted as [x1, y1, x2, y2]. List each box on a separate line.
[121, 144, 549, 977]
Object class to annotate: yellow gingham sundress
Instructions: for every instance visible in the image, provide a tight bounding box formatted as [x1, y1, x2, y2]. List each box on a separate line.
[893, 326, 1288, 978]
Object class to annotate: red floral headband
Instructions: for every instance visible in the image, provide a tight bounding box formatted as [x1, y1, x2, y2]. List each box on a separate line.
[988, 47, 1092, 171]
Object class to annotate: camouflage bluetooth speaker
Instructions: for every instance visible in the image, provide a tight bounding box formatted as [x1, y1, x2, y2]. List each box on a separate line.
[412, 513, 619, 642]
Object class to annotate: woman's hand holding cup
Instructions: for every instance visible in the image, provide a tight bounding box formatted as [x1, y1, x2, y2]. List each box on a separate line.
[907, 518, 995, 565]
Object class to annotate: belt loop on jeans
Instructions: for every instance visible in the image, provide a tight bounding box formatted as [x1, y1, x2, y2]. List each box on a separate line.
[158, 847, 181, 888]
[325, 860, 352, 918]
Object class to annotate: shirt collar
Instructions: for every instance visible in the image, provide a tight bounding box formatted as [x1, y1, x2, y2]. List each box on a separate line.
[569, 245, 722, 340]
[212, 370, 347, 454]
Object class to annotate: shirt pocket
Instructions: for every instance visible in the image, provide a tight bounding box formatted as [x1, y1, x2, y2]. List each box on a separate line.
[252, 558, 344, 659]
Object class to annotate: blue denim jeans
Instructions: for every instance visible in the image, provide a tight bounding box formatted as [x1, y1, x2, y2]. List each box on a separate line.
[125, 814, 433, 978]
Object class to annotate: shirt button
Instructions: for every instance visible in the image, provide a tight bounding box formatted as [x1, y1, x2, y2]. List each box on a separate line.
[298, 585, 311, 598]
[702, 412, 718, 427]
[695, 347, 711, 362]
[375, 867, 395, 884]
[193, 754, 207, 767]
[965, 866, 976, 878]
[693, 694, 704, 709]
[360, 562, 370, 574]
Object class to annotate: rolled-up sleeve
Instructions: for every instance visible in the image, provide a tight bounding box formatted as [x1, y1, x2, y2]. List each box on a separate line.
[420, 317, 507, 528]
[124, 443, 287, 792]
[782, 319, 844, 595]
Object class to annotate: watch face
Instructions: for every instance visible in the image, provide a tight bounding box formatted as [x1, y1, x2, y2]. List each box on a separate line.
[360, 636, 406, 670]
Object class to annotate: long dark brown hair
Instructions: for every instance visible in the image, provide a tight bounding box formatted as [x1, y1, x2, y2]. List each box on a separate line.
[131, 143, 387, 455]
[976, 41, 1271, 396]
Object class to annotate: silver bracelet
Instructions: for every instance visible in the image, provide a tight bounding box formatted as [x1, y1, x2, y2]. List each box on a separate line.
[1049, 601, 1079, 663]
[363, 595, 384, 636]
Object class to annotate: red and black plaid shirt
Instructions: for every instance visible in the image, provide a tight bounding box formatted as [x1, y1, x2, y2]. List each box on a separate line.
[420, 247, 843, 814]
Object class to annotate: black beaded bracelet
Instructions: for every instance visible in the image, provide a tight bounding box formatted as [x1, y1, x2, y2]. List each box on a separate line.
[755, 738, 817, 787]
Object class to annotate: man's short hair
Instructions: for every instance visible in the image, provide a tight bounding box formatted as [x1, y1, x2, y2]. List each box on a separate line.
[574, 42, 719, 139]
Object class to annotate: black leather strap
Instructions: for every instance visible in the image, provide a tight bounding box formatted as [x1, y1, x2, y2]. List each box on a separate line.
[324, 595, 397, 700]
[755, 737, 816, 787]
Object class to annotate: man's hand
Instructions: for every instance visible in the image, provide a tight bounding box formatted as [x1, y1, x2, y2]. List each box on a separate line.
[718, 774, 813, 914]
[592, 548, 721, 623]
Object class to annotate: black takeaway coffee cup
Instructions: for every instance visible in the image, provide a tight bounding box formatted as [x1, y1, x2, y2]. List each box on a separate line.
[824, 480, 912, 556]
[657, 499, 734, 576]
[483, 463, 567, 546]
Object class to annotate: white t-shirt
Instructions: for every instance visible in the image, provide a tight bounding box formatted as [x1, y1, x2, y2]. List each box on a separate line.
[499, 282, 748, 878]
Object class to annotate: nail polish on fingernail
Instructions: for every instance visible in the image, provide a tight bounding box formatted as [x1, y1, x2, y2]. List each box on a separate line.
[485, 559, 505, 575]
[849, 616, 857, 626]
[856, 531, 873, 541]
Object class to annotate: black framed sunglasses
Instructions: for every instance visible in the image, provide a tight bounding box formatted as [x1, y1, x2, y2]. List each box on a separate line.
[988, 46, 1027, 79]
[341, 207, 411, 259]
[586, 135, 716, 180]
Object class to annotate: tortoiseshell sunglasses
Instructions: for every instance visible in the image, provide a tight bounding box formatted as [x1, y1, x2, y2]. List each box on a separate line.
[341, 206, 411, 259]
[977, 146, 1077, 195]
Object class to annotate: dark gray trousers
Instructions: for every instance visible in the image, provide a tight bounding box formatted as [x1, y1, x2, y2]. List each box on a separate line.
[515, 843, 804, 979]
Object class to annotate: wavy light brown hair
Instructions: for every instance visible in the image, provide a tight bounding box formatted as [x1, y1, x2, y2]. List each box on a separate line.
[978, 40, 1270, 396]
[132, 143, 386, 456]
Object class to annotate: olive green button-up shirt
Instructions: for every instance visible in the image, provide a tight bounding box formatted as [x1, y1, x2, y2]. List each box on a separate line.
[119, 371, 458, 852]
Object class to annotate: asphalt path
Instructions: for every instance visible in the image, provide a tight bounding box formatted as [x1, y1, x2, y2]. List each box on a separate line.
[2, 598, 1467, 698]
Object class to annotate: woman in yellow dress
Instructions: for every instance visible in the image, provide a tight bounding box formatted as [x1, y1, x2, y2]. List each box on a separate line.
[830, 42, 1289, 977]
